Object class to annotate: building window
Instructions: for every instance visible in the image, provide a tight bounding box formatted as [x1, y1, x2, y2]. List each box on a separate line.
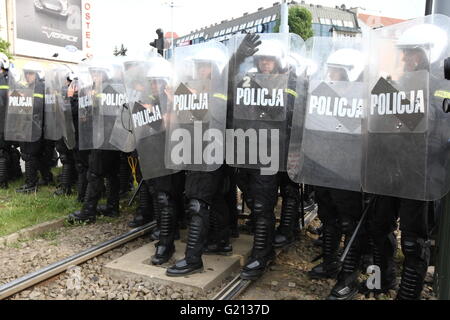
[320, 18, 332, 25]
[219, 29, 225, 35]
[226, 27, 232, 34]
[266, 21, 277, 33]
[239, 23, 246, 30]
[213, 31, 219, 37]
[263, 16, 271, 23]
[271, 14, 277, 21]
[232, 25, 239, 32]
[332, 19, 343, 26]
[255, 18, 262, 25]
[343, 21, 354, 28]
[247, 21, 254, 28]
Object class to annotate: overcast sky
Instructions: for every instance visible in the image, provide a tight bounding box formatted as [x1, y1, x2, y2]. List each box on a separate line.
[90, 0, 426, 56]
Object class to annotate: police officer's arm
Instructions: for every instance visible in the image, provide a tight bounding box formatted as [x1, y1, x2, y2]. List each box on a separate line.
[226, 34, 262, 104]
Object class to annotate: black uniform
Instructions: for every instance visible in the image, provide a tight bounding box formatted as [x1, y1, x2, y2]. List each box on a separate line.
[69, 88, 89, 202]
[68, 79, 123, 222]
[0, 70, 12, 187]
[166, 68, 231, 276]
[17, 78, 52, 192]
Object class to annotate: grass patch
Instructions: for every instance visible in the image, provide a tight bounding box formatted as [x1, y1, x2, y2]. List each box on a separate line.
[39, 230, 60, 241]
[0, 168, 82, 237]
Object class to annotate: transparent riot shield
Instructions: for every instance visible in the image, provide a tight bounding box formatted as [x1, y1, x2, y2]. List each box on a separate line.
[93, 81, 127, 150]
[227, 33, 304, 174]
[44, 65, 63, 142]
[5, 67, 42, 142]
[77, 69, 95, 150]
[288, 37, 366, 192]
[164, 41, 229, 172]
[108, 56, 154, 153]
[60, 68, 76, 150]
[80, 57, 126, 151]
[362, 14, 450, 201]
[43, 64, 76, 149]
[129, 57, 178, 179]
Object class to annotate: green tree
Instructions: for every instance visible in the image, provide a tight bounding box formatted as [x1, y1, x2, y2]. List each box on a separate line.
[274, 6, 314, 40]
[113, 46, 119, 56]
[0, 38, 12, 60]
[113, 44, 127, 57]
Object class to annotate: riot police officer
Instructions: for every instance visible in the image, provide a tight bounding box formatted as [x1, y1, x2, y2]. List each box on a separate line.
[66, 75, 90, 202]
[0, 53, 13, 188]
[15, 62, 50, 193]
[297, 47, 367, 300]
[363, 23, 446, 300]
[54, 71, 77, 196]
[166, 45, 231, 276]
[68, 61, 123, 223]
[230, 35, 300, 280]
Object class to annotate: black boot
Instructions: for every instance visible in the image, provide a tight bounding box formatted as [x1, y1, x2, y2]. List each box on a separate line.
[151, 192, 176, 265]
[16, 158, 39, 193]
[226, 183, 239, 238]
[67, 203, 97, 224]
[273, 194, 299, 248]
[119, 153, 132, 198]
[396, 237, 430, 300]
[9, 147, 22, 181]
[327, 235, 362, 300]
[243, 197, 255, 234]
[97, 174, 120, 218]
[54, 162, 73, 196]
[38, 160, 54, 186]
[76, 170, 88, 203]
[308, 223, 341, 279]
[204, 206, 232, 256]
[369, 233, 398, 294]
[240, 201, 276, 280]
[129, 181, 153, 228]
[166, 199, 208, 277]
[0, 153, 9, 189]
[149, 191, 161, 241]
[67, 174, 102, 224]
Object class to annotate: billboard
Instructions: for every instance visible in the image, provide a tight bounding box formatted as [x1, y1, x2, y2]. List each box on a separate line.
[14, 0, 84, 61]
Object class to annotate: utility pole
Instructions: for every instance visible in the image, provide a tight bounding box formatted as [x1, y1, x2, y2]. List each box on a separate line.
[280, 0, 289, 34]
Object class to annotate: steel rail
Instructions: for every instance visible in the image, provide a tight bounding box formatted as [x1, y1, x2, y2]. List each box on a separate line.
[0, 221, 156, 300]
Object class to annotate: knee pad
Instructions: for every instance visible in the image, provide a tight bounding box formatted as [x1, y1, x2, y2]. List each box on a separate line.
[87, 171, 101, 183]
[76, 162, 88, 174]
[59, 153, 71, 165]
[188, 199, 208, 216]
[253, 200, 274, 220]
[0, 148, 10, 162]
[340, 217, 357, 236]
[156, 192, 170, 206]
[401, 236, 431, 263]
[282, 183, 300, 200]
[21, 153, 35, 162]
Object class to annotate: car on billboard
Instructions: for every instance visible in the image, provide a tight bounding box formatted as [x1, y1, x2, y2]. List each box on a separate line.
[34, 0, 69, 18]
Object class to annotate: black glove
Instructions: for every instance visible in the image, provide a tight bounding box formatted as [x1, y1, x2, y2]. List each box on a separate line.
[236, 33, 262, 65]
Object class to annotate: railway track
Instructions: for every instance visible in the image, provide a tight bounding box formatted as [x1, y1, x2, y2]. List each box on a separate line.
[214, 204, 318, 300]
[0, 222, 157, 300]
[0, 204, 318, 301]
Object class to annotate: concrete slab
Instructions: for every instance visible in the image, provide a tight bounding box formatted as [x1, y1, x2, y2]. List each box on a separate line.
[104, 233, 253, 292]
